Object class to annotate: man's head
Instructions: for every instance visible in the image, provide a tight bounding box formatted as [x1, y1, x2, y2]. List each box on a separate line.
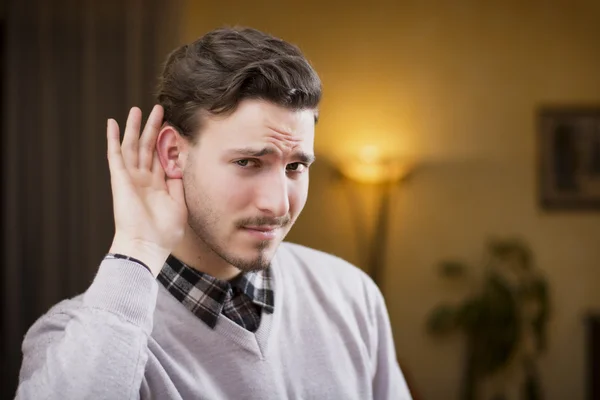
[155, 27, 321, 273]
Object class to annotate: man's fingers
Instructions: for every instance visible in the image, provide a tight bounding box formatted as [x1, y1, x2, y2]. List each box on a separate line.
[107, 119, 125, 174]
[122, 107, 142, 169]
[139, 105, 164, 170]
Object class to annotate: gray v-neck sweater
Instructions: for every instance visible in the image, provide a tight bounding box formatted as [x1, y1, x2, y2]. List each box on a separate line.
[16, 242, 412, 399]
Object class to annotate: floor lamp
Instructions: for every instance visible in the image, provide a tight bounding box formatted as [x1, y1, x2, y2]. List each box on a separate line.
[332, 146, 415, 293]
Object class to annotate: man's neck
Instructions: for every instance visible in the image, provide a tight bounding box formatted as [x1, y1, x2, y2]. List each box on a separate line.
[171, 230, 242, 281]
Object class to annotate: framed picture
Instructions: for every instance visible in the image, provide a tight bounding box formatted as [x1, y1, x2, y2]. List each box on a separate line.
[538, 107, 600, 210]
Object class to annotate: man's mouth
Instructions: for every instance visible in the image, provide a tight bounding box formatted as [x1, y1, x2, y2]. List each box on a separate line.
[241, 225, 279, 240]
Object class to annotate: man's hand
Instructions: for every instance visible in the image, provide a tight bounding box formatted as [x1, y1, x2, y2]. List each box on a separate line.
[106, 105, 187, 276]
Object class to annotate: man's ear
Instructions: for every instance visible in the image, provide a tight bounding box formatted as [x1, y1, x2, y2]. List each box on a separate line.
[156, 125, 189, 179]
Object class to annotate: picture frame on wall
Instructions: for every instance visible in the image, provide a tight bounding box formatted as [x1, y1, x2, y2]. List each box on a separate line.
[538, 107, 600, 210]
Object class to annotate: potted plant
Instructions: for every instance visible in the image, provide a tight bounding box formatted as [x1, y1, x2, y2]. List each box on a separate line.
[426, 238, 550, 400]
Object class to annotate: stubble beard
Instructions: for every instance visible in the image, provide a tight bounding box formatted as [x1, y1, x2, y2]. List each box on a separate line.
[187, 209, 275, 273]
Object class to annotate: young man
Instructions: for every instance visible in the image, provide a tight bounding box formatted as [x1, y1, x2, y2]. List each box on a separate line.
[16, 27, 412, 399]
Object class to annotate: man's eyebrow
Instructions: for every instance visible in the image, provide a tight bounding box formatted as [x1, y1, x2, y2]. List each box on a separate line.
[229, 147, 276, 157]
[296, 152, 316, 164]
[229, 147, 315, 164]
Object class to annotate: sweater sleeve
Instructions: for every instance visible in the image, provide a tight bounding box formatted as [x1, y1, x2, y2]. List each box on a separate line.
[15, 258, 158, 400]
[369, 282, 413, 400]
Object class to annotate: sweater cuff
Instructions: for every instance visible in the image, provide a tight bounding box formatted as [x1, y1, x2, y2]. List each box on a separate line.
[83, 257, 159, 334]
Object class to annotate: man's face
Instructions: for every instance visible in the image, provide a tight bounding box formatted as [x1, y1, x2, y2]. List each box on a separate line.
[181, 100, 315, 272]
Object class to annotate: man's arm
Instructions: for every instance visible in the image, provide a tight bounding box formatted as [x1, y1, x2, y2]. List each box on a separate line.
[16, 105, 188, 398]
[17, 259, 157, 399]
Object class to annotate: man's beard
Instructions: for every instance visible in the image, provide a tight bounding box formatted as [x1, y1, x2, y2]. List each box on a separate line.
[185, 198, 291, 273]
[188, 211, 275, 272]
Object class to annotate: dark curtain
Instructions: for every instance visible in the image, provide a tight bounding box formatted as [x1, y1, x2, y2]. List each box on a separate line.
[1, 0, 181, 396]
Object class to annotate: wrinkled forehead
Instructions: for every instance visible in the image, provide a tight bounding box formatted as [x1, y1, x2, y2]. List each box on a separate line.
[199, 100, 316, 152]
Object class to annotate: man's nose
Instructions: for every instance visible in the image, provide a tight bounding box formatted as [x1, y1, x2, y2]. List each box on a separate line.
[254, 171, 290, 218]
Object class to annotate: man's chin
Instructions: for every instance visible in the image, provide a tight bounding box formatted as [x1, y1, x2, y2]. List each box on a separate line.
[230, 241, 281, 271]
[229, 255, 271, 272]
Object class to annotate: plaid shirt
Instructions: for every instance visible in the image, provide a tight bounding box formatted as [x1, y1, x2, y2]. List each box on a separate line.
[156, 255, 274, 332]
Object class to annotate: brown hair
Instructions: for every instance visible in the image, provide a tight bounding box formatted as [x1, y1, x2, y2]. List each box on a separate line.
[156, 27, 322, 141]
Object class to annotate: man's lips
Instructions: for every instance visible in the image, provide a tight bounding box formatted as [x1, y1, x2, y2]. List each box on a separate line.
[243, 225, 279, 232]
[241, 226, 279, 240]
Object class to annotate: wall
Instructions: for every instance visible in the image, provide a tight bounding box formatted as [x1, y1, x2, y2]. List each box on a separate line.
[180, 1, 600, 398]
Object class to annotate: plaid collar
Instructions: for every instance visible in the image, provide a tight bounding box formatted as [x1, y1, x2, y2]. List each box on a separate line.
[157, 255, 274, 330]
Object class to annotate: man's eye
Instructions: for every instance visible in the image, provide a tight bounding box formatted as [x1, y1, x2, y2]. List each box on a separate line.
[286, 163, 307, 172]
[235, 159, 257, 167]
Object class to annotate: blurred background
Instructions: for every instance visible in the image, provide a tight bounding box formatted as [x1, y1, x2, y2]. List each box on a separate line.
[2, 1, 600, 399]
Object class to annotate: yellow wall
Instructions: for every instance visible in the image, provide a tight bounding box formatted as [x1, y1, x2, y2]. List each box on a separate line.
[181, 1, 600, 399]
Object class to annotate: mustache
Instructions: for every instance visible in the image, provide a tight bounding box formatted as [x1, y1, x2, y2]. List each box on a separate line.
[236, 215, 291, 228]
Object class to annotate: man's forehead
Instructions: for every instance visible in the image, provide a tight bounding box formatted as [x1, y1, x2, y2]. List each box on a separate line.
[197, 101, 315, 152]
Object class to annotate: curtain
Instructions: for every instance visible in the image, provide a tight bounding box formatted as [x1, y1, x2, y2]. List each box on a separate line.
[1, 0, 181, 396]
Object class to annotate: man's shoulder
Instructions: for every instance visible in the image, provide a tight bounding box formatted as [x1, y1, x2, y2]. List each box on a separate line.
[278, 241, 360, 272]
[276, 242, 386, 329]
[277, 242, 378, 292]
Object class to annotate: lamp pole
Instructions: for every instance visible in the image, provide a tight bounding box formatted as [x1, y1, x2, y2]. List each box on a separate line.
[368, 182, 395, 289]
[339, 178, 399, 296]
[330, 150, 413, 296]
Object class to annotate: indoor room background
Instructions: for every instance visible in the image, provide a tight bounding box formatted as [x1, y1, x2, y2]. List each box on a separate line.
[2, 1, 600, 399]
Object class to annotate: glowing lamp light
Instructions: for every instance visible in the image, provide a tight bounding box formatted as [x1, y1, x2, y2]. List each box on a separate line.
[337, 145, 413, 184]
